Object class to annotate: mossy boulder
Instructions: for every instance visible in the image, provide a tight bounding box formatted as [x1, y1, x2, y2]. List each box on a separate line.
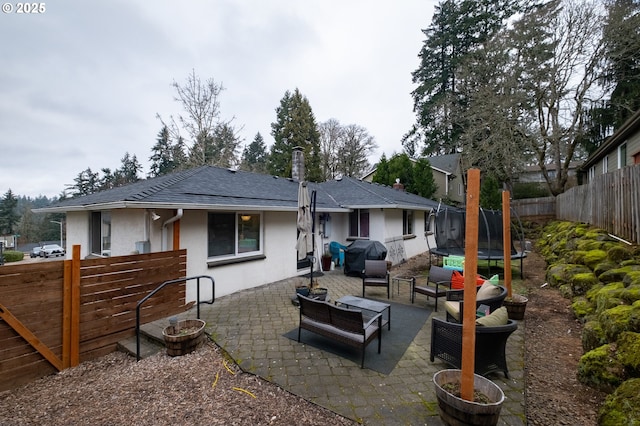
[598, 378, 640, 425]
[577, 239, 607, 252]
[594, 283, 626, 314]
[572, 296, 595, 319]
[599, 304, 638, 342]
[599, 267, 630, 284]
[582, 249, 608, 270]
[582, 319, 607, 352]
[616, 332, 640, 377]
[594, 261, 618, 277]
[608, 245, 633, 263]
[570, 272, 599, 296]
[546, 263, 592, 288]
[623, 270, 640, 286]
[578, 344, 625, 392]
[620, 284, 640, 305]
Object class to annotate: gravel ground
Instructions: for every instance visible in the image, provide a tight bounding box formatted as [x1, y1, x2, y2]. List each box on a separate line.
[0, 342, 355, 426]
[0, 249, 607, 425]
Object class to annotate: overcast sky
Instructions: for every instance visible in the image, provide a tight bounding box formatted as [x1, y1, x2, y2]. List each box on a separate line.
[1, 0, 437, 198]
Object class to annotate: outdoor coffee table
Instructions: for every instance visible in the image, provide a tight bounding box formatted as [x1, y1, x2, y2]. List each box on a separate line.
[335, 295, 391, 330]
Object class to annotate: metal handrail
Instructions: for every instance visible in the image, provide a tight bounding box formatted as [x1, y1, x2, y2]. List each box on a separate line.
[135, 275, 215, 361]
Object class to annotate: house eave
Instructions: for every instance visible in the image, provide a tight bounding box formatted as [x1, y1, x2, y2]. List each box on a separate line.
[34, 201, 350, 214]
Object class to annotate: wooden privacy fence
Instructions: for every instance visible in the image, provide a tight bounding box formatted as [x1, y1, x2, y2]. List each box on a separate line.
[557, 165, 640, 244]
[0, 247, 187, 392]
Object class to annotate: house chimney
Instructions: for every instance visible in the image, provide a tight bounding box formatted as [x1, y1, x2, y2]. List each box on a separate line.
[393, 178, 405, 191]
[292, 146, 305, 182]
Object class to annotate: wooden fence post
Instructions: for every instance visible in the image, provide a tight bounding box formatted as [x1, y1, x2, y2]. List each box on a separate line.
[70, 245, 81, 366]
[63, 259, 72, 369]
[502, 191, 512, 298]
[461, 168, 480, 401]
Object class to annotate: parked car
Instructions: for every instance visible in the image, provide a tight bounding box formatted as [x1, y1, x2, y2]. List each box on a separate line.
[40, 244, 65, 258]
[30, 246, 43, 258]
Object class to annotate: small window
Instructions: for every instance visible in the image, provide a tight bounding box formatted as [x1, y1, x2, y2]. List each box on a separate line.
[349, 209, 369, 238]
[208, 212, 262, 258]
[603, 156, 608, 174]
[619, 143, 627, 168]
[90, 211, 111, 256]
[403, 210, 414, 235]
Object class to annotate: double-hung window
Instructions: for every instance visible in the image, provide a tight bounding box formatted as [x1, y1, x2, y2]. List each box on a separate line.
[208, 212, 262, 258]
[403, 210, 414, 235]
[348, 209, 369, 238]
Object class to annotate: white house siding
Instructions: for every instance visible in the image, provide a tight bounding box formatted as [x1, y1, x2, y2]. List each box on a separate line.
[110, 210, 147, 256]
[182, 210, 300, 301]
[65, 211, 90, 259]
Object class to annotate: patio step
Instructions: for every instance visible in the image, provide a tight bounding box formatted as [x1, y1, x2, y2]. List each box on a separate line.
[116, 322, 168, 359]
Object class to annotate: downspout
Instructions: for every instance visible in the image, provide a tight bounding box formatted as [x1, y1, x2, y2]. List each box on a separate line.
[161, 209, 183, 251]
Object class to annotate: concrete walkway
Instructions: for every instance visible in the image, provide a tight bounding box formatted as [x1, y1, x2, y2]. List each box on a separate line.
[167, 269, 526, 425]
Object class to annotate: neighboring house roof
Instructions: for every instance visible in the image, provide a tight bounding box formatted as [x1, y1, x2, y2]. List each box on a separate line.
[426, 153, 460, 176]
[318, 176, 440, 210]
[580, 108, 640, 171]
[36, 166, 439, 213]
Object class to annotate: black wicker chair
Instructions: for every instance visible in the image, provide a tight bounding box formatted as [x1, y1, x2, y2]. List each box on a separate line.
[430, 316, 518, 378]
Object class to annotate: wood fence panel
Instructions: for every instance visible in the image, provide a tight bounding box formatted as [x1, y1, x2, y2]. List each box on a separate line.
[0, 249, 189, 392]
[557, 165, 640, 244]
[0, 261, 65, 391]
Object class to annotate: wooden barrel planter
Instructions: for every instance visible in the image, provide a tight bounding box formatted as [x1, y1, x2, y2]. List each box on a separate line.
[503, 294, 528, 321]
[433, 369, 504, 426]
[162, 319, 206, 357]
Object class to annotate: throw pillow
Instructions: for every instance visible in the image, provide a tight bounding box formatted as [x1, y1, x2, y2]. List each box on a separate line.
[477, 280, 502, 300]
[451, 271, 485, 290]
[476, 306, 508, 326]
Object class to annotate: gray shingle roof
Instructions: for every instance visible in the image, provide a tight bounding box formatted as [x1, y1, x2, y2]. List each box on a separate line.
[38, 166, 439, 213]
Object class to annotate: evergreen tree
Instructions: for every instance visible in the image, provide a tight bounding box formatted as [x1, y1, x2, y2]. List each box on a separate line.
[412, 158, 438, 199]
[372, 154, 437, 199]
[240, 133, 268, 173]
[113, 152, 142, 186]
[583, 0, 640, 149]
[72, 168, 100, 197]
[479, 175, 502, 210]
[406, 0, 525, 156]
[0, 189, 19, 235]
[269, 89, 322, 181]
[149, 125, 181, 177]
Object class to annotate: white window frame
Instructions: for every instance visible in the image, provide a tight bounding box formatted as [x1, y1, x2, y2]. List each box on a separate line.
[403, 210, 414, 235]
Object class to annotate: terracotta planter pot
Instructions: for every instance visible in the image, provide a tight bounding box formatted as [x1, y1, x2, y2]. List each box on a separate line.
[433, 369, 504, 426]
[162, 319, 206, 357]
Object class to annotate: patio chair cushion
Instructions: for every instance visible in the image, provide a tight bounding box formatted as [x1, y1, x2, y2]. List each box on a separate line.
[477, 280, 502, 300]
[476, 306, 508, 326]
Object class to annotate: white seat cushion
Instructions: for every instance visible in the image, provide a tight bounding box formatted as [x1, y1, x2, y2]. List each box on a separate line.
[477, 280, 502, 300]
[444, 300, 461, 322]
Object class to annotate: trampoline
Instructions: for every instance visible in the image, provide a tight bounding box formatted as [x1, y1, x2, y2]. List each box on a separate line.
[426, 205, 527, 278]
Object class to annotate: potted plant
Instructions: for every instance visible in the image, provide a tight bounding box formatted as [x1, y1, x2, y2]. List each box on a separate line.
[433, 369, 505, 426]
[309, 278, 328, 301]
[321, 250, 333, 270]
[162, 317, 206, 357]
[503, 292, 528, 320]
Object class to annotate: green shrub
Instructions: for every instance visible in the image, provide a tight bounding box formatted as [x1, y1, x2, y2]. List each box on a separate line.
[1, 250, 24, 262]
